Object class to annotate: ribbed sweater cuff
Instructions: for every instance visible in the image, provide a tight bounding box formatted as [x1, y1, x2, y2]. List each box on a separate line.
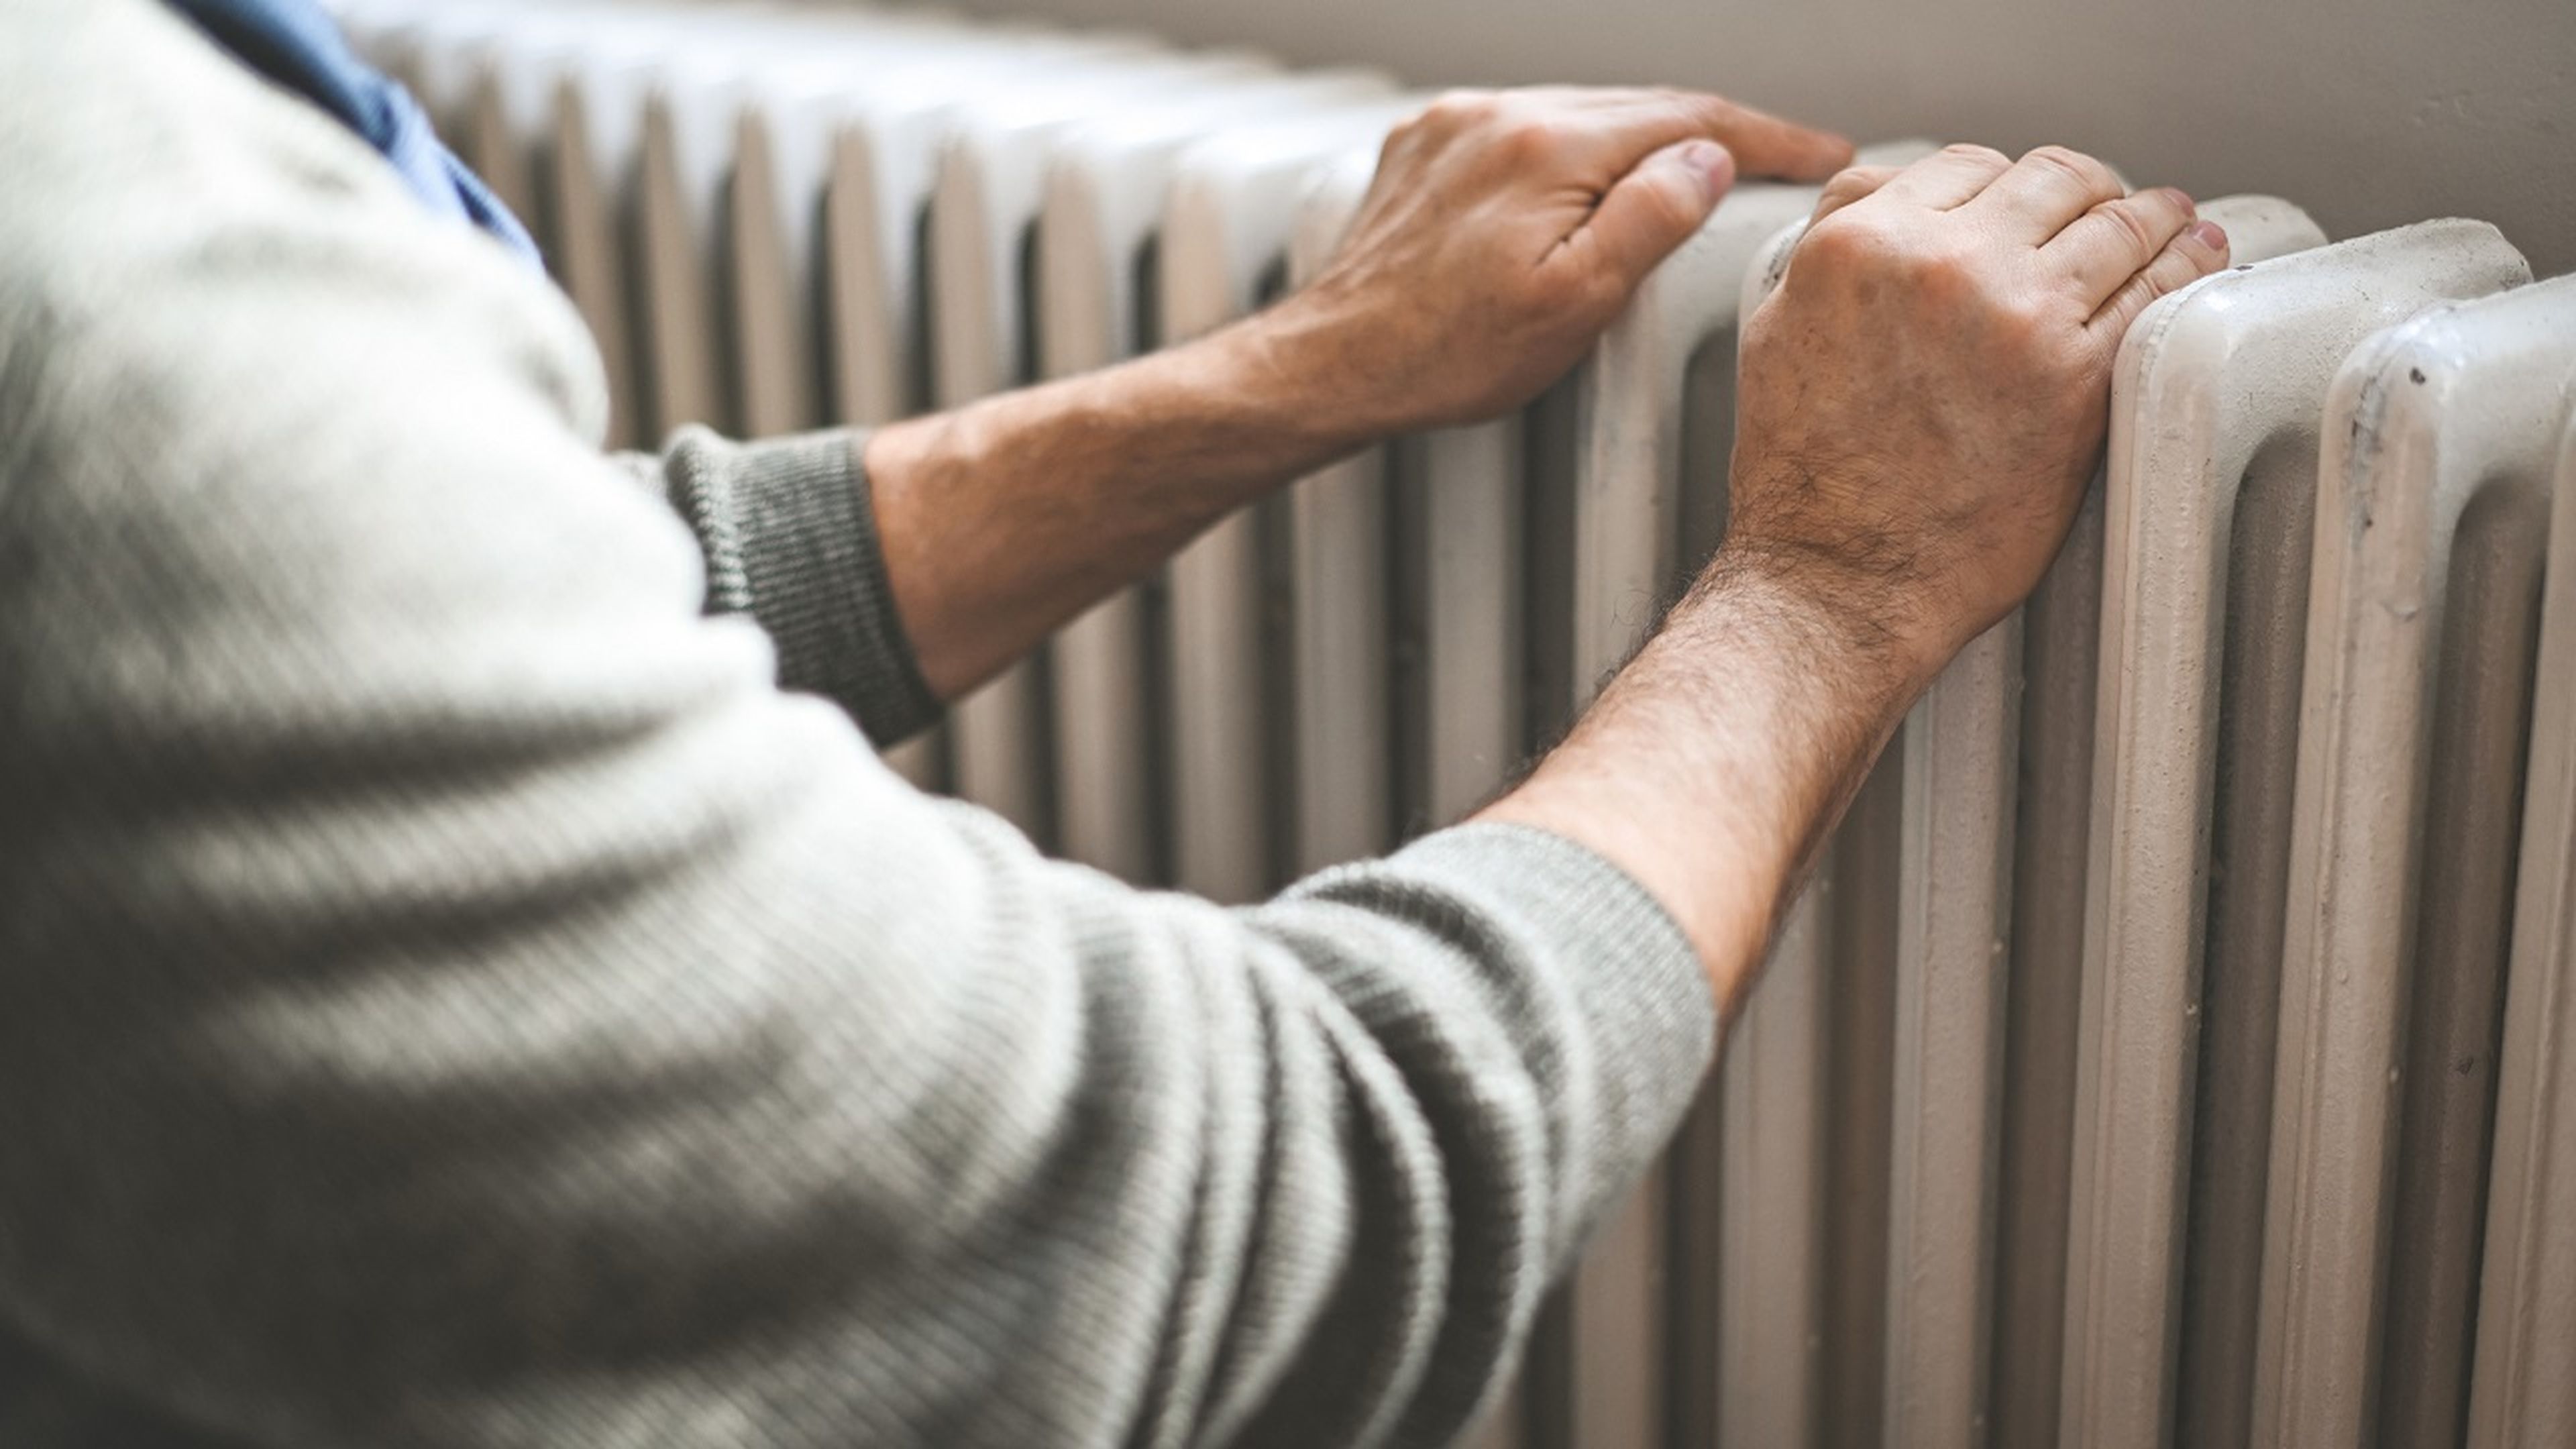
[663, 425, 940, 745]
[1379, 821, 1717, 1249]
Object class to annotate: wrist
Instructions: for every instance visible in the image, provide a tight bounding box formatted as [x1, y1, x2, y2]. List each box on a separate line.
[1681, 543, 1947, 718]
[1479, 541, 1929, 1006]
[1062, 313, 1374, 496]
[1214, 286, 1413, 450]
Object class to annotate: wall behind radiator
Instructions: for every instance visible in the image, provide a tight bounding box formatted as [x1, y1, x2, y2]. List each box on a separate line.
[958, 0, 2576, 279]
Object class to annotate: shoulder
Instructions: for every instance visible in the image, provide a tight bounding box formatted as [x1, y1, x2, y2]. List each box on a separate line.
[0, 0, 606, 488]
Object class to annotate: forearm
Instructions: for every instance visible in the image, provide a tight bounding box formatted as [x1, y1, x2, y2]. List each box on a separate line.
[1479, 549, 1931, 1014]
[863, 319, 1364, 700]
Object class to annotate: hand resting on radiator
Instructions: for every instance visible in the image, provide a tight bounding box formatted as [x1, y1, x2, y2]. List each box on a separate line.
[1732, 143, 2233, 674]
[1483, 142, 2231, 1010]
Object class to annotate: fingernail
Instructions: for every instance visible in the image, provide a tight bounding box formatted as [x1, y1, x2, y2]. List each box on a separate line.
[2188, 219, 2229, 252]
[2160, 186, 2196, 217]
[1680, 140, 1736, 200]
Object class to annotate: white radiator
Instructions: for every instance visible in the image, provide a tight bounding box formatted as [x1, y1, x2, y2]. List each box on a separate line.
[333, 4, 2576, 1445]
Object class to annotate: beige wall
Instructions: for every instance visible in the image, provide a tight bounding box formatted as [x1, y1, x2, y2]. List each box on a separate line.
[966, 0, 2575, 278]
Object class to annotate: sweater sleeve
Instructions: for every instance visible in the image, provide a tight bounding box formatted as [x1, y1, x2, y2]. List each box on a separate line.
[634, 427, 943, 747]
[0, 6, 1717, 1449]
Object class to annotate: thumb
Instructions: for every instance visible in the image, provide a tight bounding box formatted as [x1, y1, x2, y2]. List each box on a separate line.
[1582, 140, 1735, 288]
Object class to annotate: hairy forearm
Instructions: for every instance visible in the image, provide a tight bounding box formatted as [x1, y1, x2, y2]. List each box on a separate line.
[863, 320, 1363, 700]
[1478, 550, 1931, 1014]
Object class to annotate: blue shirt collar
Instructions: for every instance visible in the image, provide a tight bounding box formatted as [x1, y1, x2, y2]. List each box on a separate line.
[166, 0, 543, 266]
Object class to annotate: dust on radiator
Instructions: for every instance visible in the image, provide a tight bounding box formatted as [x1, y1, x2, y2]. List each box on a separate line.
[333, 2, 2576, 1446]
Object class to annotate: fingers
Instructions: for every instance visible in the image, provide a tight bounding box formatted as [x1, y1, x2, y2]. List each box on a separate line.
[1872, 144, 2015, 209]
[1960, 145, 2126, 241]
[2045, 187, 2198, 306]
[1565, 90, 1851, 180]
[1809, 164, 1900, 225]
[2088, 218, 2232, 339]
[1580, 139, 1739, 286]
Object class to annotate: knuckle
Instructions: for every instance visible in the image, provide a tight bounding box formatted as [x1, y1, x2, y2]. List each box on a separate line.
[2098, 198, 2161, 256]
[1819, 164, 1881, 204]
[1796, 213, 1883, 269]
[1423, 89, 1497, 129]
[1940, 142, 2010, 170]
[1377, 122, 1414, 168]
[1493, 113, 1564, 164]
[2144, 249, 2205, 297]
[1653, 94, 1713, 138]
[2026, 144, 2114, 192]
[1799, 213, 1951, 292]
[1673, 90, 1742, 132]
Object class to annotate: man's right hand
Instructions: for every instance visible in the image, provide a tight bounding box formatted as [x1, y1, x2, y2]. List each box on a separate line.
[1726, 144, 2232, 687]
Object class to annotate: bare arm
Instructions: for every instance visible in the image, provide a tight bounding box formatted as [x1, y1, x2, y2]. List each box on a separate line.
[1481, 552, 1921, 1008]
[862, 89, 1854, 699]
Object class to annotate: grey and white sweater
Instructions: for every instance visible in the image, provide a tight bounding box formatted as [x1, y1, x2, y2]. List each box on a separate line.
[0, 2, 1717, 1445]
